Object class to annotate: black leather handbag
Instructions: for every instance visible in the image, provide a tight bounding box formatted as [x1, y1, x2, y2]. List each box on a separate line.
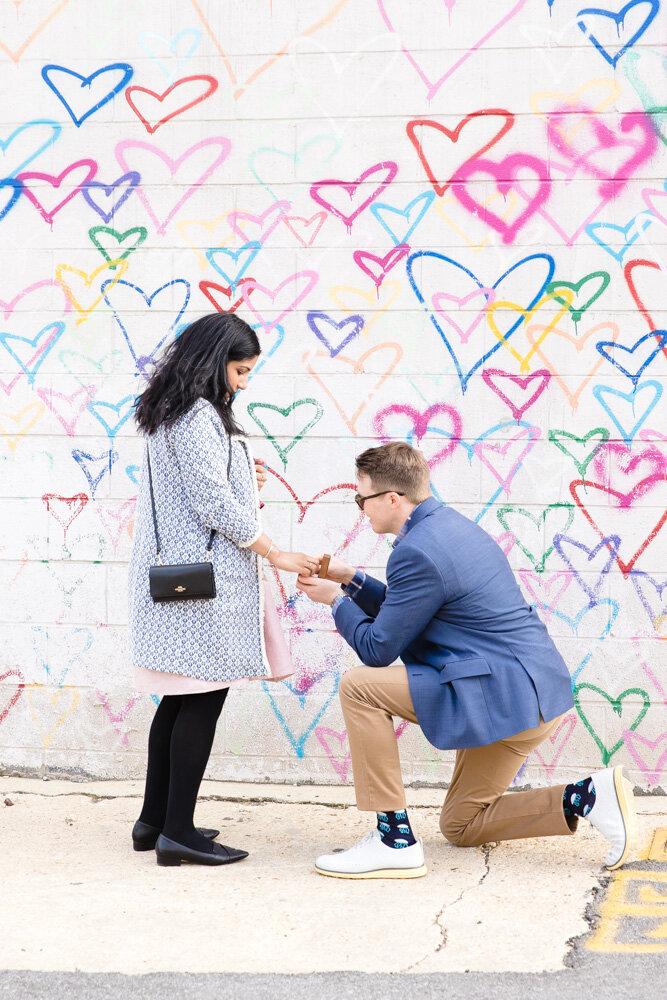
[146, 436, 231, 602]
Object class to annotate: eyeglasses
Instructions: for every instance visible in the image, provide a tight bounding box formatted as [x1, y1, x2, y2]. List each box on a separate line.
[354, 490, 404, 511]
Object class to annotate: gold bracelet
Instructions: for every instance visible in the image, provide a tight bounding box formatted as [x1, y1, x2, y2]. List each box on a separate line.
[262, 540, 274, 559]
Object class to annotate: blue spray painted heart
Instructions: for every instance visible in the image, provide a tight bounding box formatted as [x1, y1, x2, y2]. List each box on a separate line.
[306, 312, 364, 356]
[0, 120, 61, 178]
[596, 330, 667, 386]
[406, 251, 555, 391]
[41, 63, 134, 126]
[102, 278, 190, 376]
[72, 449, 118, 497]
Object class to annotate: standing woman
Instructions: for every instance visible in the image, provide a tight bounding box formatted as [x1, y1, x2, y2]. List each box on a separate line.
[128, 313, 318, 867]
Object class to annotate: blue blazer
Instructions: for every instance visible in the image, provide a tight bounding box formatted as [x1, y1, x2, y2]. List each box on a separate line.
[333, 497, 574, 750]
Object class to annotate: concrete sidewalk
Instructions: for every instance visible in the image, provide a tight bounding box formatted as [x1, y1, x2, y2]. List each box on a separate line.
[1, 778, 665, 976]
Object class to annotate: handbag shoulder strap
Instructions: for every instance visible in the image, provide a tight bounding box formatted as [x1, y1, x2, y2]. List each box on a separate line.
[146, 426, 233, 560]
[145, 441, 162, 562]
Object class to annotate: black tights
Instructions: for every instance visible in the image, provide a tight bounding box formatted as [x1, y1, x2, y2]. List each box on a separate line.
[138, 689, 228, 851]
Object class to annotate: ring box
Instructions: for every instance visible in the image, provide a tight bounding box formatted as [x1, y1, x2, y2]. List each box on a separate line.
[318, 554, 331, 578]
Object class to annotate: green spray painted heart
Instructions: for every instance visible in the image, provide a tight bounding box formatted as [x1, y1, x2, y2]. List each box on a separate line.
[88, 225, 147, 264]
[247, 398, 323, 467]
[546, 271, 610, 325]
[573, 683, 650, 766]
[58, 349, 125, 389]
[624, 50, 667, 145]
[548, 428, 609, 479]
[646, 106, 667, 145]
[497, 503, 574, 572]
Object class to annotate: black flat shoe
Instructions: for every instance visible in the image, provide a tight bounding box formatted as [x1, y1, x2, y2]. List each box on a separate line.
[132, 820, 220, 852]
[155, 833, 249, 867]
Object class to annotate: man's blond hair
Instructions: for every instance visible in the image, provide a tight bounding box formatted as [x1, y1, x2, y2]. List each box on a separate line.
[356, 442, 431, 505]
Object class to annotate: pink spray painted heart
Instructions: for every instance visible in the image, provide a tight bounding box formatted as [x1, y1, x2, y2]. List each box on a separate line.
[36, 384, 96, 436]
[17, 159, 97, 224]
[482, 369, 551, 421]
[376, 1, 529, 101]
[241, 270, 318, 332]
[451, 153, 551, 244]
[353, 244, 410, 289]
[432, 287, 495, 344]
[472, 424, 540, 495]
[373, 403, 462, 468]
[116, 137, 231, 234]
[623, 730, 667, 787]
[310, 161, 397, 231]
[228, 200, 290, 242]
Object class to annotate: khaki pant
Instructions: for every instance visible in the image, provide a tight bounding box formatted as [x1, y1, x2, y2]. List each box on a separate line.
[339, 665, 575, 846]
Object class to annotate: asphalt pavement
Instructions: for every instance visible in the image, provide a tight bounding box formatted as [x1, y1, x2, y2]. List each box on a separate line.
[1, 779, 665, 998]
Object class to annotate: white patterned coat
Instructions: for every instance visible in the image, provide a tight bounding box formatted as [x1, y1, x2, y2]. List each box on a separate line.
[128, 398, 269, 682]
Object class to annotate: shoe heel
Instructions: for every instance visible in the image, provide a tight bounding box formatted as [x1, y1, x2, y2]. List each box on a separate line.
[133, 841, 154, 852]
[156, 853, 181, 867]
[608, 766, 638, 870]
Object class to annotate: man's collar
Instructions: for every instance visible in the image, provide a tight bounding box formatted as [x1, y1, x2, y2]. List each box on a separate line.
[392, 496, 441, 548]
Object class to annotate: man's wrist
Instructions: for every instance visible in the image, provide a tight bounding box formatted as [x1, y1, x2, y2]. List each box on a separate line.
[341, 566, 356, 586]
[342, 569, 366, 596]
[331, 594, 347, 615]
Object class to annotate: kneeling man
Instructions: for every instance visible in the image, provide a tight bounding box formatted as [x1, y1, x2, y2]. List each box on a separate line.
[297, 443, 636, 879]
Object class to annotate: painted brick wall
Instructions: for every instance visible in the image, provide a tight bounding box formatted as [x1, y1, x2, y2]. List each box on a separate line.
[1, 0, 665, 788]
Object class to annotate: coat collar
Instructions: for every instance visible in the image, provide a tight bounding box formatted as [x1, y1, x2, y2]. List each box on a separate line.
[392, 496, 441, 548]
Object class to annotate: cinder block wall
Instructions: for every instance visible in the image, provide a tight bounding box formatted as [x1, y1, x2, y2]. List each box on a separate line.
[1, 0, 665, 788]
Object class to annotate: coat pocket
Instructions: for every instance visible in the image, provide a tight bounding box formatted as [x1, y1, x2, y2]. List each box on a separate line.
[439, 657, 491, 683]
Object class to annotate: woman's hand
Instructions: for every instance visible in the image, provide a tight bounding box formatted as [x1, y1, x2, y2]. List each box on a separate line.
[255, 458, 268, 491]
[268, 549, 319, 575]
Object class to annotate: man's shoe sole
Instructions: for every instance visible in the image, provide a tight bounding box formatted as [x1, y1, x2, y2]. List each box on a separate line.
[314, 864, 428, 879]
[606, 765, 638, 871]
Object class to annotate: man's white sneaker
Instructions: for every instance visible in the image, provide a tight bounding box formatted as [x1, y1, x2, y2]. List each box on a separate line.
[586, 765, 638, 870]
[315, 829, 427, 879]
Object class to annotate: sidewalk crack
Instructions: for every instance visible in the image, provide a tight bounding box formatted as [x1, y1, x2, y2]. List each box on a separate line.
[480, 841, 495, 884]
[401, 841, 496, 972]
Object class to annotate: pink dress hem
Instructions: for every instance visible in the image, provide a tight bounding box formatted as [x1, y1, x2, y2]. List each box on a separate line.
[134, 576, 293, 696]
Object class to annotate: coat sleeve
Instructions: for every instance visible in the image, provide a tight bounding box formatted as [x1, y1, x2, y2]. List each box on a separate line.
[344, 571, 387, 618]
[167, 402, 261, 548]
[332, 544, 447, 667]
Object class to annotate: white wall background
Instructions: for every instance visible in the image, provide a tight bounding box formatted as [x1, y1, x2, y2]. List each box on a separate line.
[0, 0, 665, 788]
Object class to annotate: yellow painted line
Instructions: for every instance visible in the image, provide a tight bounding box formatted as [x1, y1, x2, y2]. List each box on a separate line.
[587, 872, 667, 954]
[646, 828, 667, 863]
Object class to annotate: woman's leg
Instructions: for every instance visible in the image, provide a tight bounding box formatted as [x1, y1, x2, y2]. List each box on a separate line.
[162, 688, 228, 851]
[138, 694, 182, 828]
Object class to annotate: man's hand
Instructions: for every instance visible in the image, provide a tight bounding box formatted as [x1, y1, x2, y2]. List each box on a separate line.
[315, 553, 356, 586]
[296, 575, 341, 606]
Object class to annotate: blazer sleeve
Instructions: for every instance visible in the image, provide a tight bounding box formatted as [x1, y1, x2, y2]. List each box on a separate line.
[345, 571, 387, 618]
[333, 543, 446, 667]
[167, 402, 261, 548]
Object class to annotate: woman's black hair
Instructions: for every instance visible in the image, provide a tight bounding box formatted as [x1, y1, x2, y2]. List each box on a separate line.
[134, 312, 261, 436]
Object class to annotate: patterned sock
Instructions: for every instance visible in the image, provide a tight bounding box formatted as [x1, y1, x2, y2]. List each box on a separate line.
[376, 809, 417, 848]
[563, 777, 596, 819]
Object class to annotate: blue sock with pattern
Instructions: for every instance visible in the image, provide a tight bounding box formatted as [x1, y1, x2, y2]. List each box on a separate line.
[376, 809, 417, 848]
[563, 777, 596, 818]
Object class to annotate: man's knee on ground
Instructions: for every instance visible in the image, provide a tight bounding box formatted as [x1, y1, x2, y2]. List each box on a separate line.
[440, 810, 479, 848]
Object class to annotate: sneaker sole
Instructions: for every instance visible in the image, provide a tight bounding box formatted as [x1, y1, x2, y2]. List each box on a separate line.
[606, 765, 638, 871]
[314, 864, 428, 879]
